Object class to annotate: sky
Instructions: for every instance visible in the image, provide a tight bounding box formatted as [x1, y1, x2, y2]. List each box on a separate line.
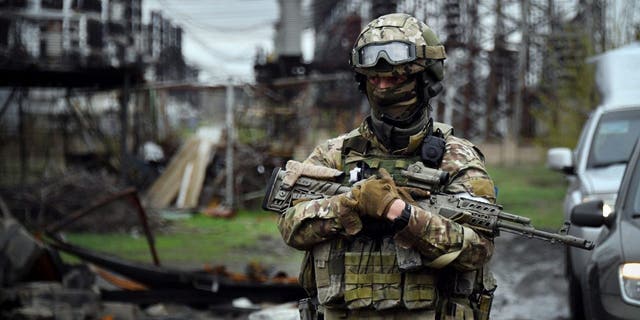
[142, 0, 638, 84]
[143, 0, 314, 84]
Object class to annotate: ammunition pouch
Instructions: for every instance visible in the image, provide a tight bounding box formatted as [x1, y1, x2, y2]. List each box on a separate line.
[437, 266, 496, 320]
[344, 238, 403, 310]
[305, 237, 440, 312]
[311, 240, 345, 306]
[299, 250, 317, 297]
[442, 270, 477, 298]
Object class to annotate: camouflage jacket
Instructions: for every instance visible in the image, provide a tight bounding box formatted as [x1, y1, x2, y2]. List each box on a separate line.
[277, 120, 496, 272]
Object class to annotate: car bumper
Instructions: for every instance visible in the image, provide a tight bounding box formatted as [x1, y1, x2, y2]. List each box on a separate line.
[593, 293, 640, 320]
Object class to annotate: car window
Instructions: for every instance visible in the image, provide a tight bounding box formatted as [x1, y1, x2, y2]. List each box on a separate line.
[575, 112, 595, 160]
[587, 109, 640, 168]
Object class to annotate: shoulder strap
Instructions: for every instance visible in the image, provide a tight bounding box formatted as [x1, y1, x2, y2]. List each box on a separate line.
[341, 135, 369, 156]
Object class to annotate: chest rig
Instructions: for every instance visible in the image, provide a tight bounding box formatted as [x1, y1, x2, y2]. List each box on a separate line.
[300, 122, 495, 319]
[340, 121, 450, 185]
[303, 122, 452, 312]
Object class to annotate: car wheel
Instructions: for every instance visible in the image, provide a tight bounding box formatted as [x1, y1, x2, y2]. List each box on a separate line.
[568, 273, 586, 320]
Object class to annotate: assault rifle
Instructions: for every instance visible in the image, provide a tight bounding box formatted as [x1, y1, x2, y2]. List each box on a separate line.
[263, 161, 595, 250]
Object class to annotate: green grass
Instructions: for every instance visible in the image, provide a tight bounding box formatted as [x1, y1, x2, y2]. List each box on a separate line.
[62, 163, 567, 266]
[63, 211, 303, 270]
[487, 164, 567, 229]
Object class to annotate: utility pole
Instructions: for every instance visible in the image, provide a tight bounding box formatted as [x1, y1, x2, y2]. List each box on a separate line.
[120, 72, 130, 184]
[18, 89, 26, 184]
[486, 0, 505, 141]
[225, 79, 235, 208]
[506, 0, 529, 163]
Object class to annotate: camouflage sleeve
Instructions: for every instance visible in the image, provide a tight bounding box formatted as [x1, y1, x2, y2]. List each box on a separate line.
[391, 135, 495, 271]
[440, 136, 496, 203]
[277, 196, 357, 250]
[277, 135, 357, 250]
[393, 205, 494, 271]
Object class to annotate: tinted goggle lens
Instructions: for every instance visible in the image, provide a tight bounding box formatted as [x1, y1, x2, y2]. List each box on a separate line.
[357, 42, 415, 67]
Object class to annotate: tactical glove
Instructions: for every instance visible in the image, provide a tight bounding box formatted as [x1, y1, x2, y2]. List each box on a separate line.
[397, 186, 431, 205]
[351, 168, 402, 219]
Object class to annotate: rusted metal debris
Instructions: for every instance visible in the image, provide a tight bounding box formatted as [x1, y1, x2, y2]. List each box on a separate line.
[0, 169, 158, 233]
[45, 236, 304, 306]
[0, 191, 304, 319]
[44, 187, 161, 266]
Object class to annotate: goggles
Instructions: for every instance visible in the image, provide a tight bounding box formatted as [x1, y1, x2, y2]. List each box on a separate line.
[352, 41, 417, 68]
[351, 41, 446, 69]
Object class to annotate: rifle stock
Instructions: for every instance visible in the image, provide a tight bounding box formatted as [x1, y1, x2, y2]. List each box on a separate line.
[262, 163, 595, 251]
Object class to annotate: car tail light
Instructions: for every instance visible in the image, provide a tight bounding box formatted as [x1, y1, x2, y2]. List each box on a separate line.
[620, 263, 640, 306]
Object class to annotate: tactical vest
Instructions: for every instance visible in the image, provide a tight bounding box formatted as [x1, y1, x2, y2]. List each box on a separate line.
[298, 122, 495, 319]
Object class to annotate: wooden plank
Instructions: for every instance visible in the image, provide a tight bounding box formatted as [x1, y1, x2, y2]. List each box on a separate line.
[175, 161, 194, 208]
[182, 127, 223, 208]
[144, 137, 199, 208]
[183, 142, 215, 208]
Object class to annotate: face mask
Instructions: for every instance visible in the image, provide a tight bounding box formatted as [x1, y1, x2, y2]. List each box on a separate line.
[366, 76, 420, 123]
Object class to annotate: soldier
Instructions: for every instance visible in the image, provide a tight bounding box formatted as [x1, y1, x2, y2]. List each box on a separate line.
[277, 13, 497, 320]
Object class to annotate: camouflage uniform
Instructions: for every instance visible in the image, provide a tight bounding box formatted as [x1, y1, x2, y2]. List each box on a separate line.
[277, 12, 497, 320]
[278, 121, 496, 320]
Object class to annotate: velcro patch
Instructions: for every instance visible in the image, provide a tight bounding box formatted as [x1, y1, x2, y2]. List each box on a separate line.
[465, 178, 496, 199]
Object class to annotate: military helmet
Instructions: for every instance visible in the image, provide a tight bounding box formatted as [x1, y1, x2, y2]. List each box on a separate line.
[350, 13, 446, 82]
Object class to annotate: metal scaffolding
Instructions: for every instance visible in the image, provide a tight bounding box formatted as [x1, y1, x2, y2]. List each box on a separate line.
[308, 0, 631, 144]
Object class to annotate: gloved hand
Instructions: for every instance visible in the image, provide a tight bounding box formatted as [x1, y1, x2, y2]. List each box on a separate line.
[351, 168, 402, 219]
[334, 193, 362, 235]
[397, 186, 431, 205]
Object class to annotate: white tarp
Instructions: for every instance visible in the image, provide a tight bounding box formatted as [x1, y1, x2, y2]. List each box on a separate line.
[589, 42, 640, 106]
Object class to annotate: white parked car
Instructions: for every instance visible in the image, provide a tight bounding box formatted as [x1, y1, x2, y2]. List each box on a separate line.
[548, 103, 640, 318]
[547, 41, 640, 319]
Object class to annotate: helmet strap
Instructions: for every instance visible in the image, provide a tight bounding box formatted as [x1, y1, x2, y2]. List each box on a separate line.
[418, 72, 443, 100]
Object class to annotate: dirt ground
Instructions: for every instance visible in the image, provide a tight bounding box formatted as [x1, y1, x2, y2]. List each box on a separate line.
[490, 232, 569, 320]
[77, 229, 571, 320]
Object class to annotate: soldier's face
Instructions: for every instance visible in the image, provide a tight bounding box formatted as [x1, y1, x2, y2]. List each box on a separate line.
[368, 75, 408, 89]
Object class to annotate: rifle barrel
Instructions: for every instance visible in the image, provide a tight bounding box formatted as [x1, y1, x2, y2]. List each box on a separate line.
[497, 220, 595, 250]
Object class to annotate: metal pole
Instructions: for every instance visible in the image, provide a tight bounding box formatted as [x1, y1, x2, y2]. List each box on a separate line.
[225, 79, 235, 208]
[512, 0, 529, 146]
[502, 0, 528, 164]
[120, 72, 130, 183]
[18, 89, 26, 184]
[0, 88, 16, 121]
[44, 187, 161, 266]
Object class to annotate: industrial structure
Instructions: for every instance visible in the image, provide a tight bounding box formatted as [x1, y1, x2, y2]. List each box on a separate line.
[0, 0, 194, 86]
[1, 0, 638, 201]
[256, 0, 637, 148]
[0, 0, 197, 186]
